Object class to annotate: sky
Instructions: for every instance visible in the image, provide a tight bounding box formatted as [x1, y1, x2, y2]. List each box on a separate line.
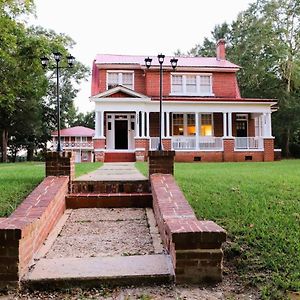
[29, 0, 253, 113]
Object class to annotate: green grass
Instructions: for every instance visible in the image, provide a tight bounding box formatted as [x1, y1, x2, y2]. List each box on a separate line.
[0, 162, 102, 217]
[136, 160, 300, 299]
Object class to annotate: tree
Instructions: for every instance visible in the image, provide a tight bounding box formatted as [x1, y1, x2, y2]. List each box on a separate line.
[70, 111, 95, 129]
[186, 0, 300, 157]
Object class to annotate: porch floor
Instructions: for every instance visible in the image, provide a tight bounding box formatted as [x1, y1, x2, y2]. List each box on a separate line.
[75, 162, 147, 181]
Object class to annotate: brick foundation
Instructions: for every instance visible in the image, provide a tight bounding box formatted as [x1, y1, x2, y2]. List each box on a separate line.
[0, 177, 69, 289]
[175, 151, 223, 162]
[162, 138, 172, 151]
[150, 174, 226, 283]
[264, 138, 275, 161]
[223, 139, 234, 162]
[148, 150, 175, 176]
[93, 138, 106, 162]
[46, 152, 74, 181]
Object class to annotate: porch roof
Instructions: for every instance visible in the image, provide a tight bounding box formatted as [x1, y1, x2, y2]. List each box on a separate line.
[51, 126, 95, 137]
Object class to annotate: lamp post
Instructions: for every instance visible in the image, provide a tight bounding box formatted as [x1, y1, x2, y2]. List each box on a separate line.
[41, 52, 75, 152]
[145, 54, 178, 150]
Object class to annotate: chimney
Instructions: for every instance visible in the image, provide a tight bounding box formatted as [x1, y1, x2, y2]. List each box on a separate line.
[216, 39, 226, 60]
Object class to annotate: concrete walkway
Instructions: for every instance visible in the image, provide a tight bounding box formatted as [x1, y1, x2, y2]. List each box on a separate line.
[75, 162, 147, 181]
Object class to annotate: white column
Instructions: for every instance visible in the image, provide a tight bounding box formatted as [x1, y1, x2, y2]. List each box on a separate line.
[166, 112, 170, 137]
[100, 111, 104, 137]
[264, 112, 272, 137]
[135, 111, 140, 138]
[141, 111, 145, 137]
[223, 112, 227, 137]
[95, 111, 101, 137]
[195, 112, 199, 149]
[228, 112, 232, 137]
[146, 112, 150, 137]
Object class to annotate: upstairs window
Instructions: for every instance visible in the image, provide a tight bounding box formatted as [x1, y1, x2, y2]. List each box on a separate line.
[171, 74, 213, 96]
[107, 71, 134, 90]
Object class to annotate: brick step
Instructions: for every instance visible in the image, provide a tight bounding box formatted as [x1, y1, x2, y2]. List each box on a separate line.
[23, 255, 174, 290]
[104, 152, 136, 162]
[66, 193, 152, 208]
[71, 180, 150, 193]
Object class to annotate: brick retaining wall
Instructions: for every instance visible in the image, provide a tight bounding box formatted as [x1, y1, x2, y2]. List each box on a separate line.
[150, 174, 226, 283]
[0, 176, 69, 289]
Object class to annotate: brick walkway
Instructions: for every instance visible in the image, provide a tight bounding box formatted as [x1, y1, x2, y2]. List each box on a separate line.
[75, 162, 146, 181]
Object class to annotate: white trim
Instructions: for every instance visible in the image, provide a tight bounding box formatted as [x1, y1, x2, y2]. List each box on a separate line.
[92, 85, 149, 99]
[175, 149, 224, 152]
[234, 149, 264, 152]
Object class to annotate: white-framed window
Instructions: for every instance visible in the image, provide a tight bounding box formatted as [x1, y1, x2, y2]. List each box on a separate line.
[171, 73, 213, 96]
[106, 71, 134, 90]
[172, 113, 213, 136]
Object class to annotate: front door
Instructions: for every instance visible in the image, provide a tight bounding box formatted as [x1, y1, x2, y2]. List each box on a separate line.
[115, 120, 128, 149]
[236, 121, 247, 137]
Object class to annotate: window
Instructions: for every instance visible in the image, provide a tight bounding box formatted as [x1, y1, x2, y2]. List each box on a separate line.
[201, 114, 213, 136]
[107, 71, 134, 89]
[172, 114, 184, 135]
[171, 74, 212, 95]
[187, 114, 195, 135]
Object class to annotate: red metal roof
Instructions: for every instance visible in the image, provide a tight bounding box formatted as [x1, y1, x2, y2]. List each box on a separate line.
[94, 54, 240, 69]
[51, 126, 95, 137]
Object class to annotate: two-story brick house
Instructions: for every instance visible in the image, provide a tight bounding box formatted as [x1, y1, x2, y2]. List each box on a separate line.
[51, 126, 94, 162]
[90, 40, 277, 162]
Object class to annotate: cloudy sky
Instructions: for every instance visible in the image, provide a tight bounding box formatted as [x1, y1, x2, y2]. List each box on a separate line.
[29, 0, 253, 113]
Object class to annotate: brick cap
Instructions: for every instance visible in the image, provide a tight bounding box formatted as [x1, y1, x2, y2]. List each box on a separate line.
[148, 150, 175, 157]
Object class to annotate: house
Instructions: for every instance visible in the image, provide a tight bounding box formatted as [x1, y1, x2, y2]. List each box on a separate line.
[90, 40, 277, 162]
[51, 126, 94, 162]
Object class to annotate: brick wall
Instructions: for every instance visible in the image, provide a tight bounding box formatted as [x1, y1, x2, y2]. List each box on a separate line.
[45, 152, 74, 181]
[94, 151, 105, 162]
[93, 138, 106, 149]
[149, 151, 175, 176]
[223, 139, 235, 162]
[212, 73, 238, 98]
[162, 138, 172, 151]
[150, 174, 226, 283]
[175, 151, 223, 162]
[264, 138, 275, 161]
[135, 138, 149, 161]
[0, 176, 69, 288]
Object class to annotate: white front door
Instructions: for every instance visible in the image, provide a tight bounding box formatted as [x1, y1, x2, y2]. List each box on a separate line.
[106, 113, 135, 150]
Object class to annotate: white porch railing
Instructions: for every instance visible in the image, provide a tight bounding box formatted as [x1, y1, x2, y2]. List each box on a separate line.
[52, 142, 94, 149]
[172, 136, 197, 150]
[234, 137, 264, 150]
[198, 137, 223, 150]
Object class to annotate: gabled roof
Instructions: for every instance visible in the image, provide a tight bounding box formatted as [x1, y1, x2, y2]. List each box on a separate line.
[91, 85, 150, 99]
[94, 54, 240, 69]
[51, 126, 95, 137]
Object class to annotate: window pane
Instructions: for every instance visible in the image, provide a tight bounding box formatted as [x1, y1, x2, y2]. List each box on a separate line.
[122, 73, 133, 89]
[173, 113, 184, 135]
[172, 75, 183, 93]
[201, 114, 212, 136]
[186, 76, 197, 93]
[187, 114, 195, 135]
[199, 76, 211, 93]
[107, 73, 118, 89]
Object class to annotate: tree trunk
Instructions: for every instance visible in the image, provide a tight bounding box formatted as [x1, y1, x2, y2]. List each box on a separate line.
[1, 129, 8, 163]
[26, 146, 34, 161]
[285, 128, 290, 158]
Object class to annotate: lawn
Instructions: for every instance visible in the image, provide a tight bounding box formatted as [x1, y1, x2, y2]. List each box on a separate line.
[0, 162, 101, 217]
[136, 160, 300, 299]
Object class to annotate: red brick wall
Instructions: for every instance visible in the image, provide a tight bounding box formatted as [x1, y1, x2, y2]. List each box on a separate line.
[145, 71, 171, 97]
[264, 138, 274, 161]
[95, 151, 105, 162]
[135, 138, 149, 161]
[150, 174, 226, 283]
[175, 151, 223, 162]
[212, 73, 238, 98]
[223, 139, 235, 162]
[93, 138, 106, 149]
[149, 151, 175, 175]
[0, 177, 69, 288]
[46, 152, 74, 181]
[162, 138, 172, 151]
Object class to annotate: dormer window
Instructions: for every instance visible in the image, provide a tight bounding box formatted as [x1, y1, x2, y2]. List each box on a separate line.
[107, 71, 134, 90]
[171, 73, 213, 96]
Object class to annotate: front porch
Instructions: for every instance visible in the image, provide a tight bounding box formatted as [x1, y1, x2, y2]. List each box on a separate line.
[93, 111, 275, 162]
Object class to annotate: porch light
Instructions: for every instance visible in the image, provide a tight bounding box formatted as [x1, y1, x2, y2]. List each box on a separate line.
[40, 56, 49, 68]
[67, 54, 75, 67]
[53, 51, 62, 62]
[170, 57, 178, 70]
[145, 57, 152, 69]
[157, 54, 165, 64]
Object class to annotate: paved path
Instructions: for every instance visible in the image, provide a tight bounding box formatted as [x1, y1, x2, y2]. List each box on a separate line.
[75, 162, 147, 181]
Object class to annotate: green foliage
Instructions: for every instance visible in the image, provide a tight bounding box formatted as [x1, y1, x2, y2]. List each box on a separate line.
[70, 111, 95, 129]
[183, 0, 300, 157]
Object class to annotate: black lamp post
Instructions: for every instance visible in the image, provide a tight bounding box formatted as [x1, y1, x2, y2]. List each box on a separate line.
[41, 52, 75, 152]
[145, 54, 178, 150]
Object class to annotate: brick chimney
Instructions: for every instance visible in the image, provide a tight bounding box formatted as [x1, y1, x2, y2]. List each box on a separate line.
[216, 39, 226, 60]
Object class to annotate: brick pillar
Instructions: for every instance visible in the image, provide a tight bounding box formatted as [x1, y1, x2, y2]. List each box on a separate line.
[93, 138, 106, 162]
[223, 138, 235, 162]
[46, 152, 74, 181]
[148, 150, 175, 176]
[135, 138, 149, 162]
[264, 138, 274, 161]
[162, 138, 172, 151]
